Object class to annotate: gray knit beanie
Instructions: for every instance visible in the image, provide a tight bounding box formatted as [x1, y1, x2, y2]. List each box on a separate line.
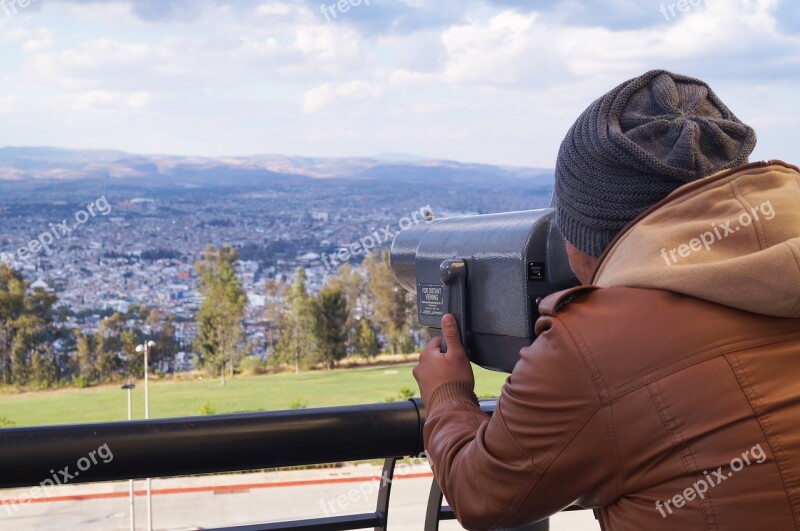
[554, 69, 757, 257]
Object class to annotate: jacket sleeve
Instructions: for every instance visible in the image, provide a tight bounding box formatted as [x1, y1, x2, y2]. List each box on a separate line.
[423, 312, 621, 530]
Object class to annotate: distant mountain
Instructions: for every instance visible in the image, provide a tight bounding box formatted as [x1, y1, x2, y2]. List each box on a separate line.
[0, 147, 553, 188]
[371, 153, 429, 162]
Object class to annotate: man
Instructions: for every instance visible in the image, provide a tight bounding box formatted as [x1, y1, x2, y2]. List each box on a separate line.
[412, 70, 800, 530]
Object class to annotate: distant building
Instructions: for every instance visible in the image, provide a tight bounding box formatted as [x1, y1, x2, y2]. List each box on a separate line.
[247, 292, 266, 308]
[30, 278, 52, 292]
[311, 211, 330, 223]
[105, 299, 130, 314]
[298, 252, 320, 262]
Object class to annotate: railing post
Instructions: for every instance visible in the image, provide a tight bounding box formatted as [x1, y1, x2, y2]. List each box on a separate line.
[424, 477, 445, 531]
[373, 457, 397, 531]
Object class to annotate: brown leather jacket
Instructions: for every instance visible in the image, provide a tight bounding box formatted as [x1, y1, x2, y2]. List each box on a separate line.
[423, 161, 800, 530]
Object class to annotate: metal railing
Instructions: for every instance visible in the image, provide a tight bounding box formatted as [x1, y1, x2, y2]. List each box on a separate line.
[0, 399, 565, 530]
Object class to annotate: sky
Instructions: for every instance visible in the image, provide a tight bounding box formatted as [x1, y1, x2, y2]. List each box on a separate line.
[0, 0, 798, 167]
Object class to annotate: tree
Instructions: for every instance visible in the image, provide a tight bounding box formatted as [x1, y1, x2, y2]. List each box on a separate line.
[353, 317, 381, 359]
[10, 314, 39, 386]
[310, 285, 349, 370]
[263, 277, 288, 367]
[121, 329, 143, 378]
[31, 342, 57, 389]
[74, 330, 96, 385]
[194, 245, 247, 385]
[0, 265, 28, 385]
[0, 265, 59, 387]
[327, 263, 368, 316]
[95, 313, 125, 381]
[272, 268, 314, 373]
[154, 317, 180, 373]
[145, 308, 164, 331]
[326, 263, 368, 354]
[25, 287, 61, 387]
[0, 263, 180, 389]
[364, 250, 416, 354]
[145, 309, 180, 374]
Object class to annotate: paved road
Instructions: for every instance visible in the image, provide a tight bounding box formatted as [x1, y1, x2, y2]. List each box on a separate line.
[0, 464, 600, 530]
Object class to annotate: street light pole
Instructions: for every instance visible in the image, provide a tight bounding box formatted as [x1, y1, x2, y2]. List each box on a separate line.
[121, 382, 136, 531]
[136, 340, 157, 531]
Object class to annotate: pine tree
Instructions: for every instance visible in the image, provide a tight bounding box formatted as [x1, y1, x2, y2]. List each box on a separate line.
[10, 315, 39, 386]
[95, 313, 125, 381]
[74, 330, 96, 385]
[193, 245, 247, 385]
[310, 285, 349, 370]
[144, 309, 180, 374]
[353, 317, 381, 358]
[30, 343, 57, 389]
[155, 317, 180, 374]
[264, 277, 289, 368]
[0, 265, 28, 385]
[326, 263, 367, 354]
[275, 268, 314, 373]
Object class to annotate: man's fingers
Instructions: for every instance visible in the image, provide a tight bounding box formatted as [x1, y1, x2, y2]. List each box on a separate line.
[418, 337, 442, 362]
[428, 336, 442, 350]
[441, 314, 464, 354]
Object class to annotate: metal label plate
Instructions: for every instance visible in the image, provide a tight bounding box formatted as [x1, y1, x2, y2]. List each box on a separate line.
[417, 284, 444, 317]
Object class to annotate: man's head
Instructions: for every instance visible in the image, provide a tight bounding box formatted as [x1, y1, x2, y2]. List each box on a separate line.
[554, 69, 757, 279]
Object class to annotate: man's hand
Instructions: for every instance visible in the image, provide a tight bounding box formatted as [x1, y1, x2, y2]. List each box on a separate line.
[413, 314, 475, 407]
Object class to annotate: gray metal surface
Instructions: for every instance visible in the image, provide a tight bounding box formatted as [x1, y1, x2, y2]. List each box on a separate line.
[391, 209, 577, 373]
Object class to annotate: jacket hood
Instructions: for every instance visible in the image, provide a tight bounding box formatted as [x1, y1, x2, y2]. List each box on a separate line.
[592, 160, 800, 318]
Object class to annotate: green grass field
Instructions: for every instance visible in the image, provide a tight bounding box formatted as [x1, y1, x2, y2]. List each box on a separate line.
[0, 364, 508, 428]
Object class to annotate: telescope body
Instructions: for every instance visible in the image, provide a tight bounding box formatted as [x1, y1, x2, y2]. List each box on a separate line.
[391, 209, 578, 373]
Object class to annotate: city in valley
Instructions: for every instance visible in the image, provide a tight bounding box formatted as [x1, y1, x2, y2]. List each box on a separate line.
[0, 147, 553, 375]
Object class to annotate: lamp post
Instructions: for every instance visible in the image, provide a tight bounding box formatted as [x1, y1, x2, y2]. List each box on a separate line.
[121, 382, 136, 531]
[135, 340, 156, 531]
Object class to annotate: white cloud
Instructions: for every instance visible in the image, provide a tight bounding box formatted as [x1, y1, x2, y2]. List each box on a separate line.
[0, 96, 17, 114]
[442, 11, 546, 85]
[15, 38, 152, 90]
[302, 80, 386, 113]
[253, 2, 316, 24]
[71, 90, 153, 112]
[292, 24, 363, 64]
[1, 0, 799, 165]
[436, 0, 797, 90]
[1, 27, 53, 52]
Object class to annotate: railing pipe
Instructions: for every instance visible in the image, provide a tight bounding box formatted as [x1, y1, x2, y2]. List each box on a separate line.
[0, 399, 478, 489]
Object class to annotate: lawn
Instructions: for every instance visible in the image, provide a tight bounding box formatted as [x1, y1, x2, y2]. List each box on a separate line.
[0, 364, 509, 428]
